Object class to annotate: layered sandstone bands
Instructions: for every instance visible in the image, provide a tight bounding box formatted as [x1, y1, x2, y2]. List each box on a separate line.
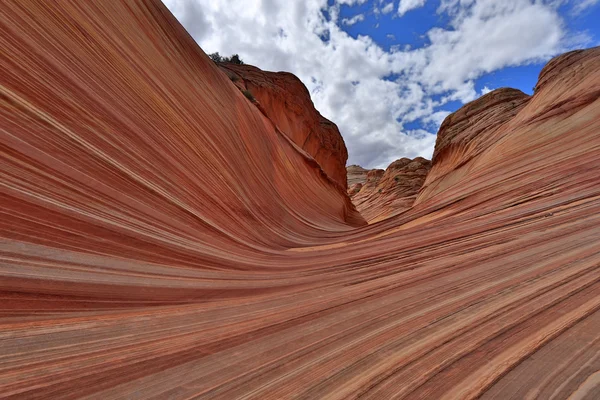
[218, 63, 349, 189]
[1, 1, 600, 399]
[416, 88, 531, 203]
[349, 158, 431, 223]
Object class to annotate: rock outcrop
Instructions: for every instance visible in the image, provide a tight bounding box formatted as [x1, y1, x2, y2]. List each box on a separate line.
[346, 164, 370, 187]
[347, 182, 363, 196]
[218, 63, 349, 189]
[2, 2, 600, 399]
[416, 88, 530, 203]
[417, 47, 600, 207]
[349, 158, 432, 223]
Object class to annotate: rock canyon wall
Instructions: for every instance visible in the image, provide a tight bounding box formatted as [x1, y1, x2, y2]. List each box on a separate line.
[1, 1, 600, 399]
[218, 63, 349, 189]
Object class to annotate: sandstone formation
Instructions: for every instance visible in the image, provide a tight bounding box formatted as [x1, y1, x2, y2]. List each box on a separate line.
[346, 164, 370, 186]
[1, 2, 600, 399]
[351, 157, 432, 223]
[347, 182, 363, 197]
[218, 63, 349, 189]
[416, 88, 530, 204]
[356, 168, 385, 191]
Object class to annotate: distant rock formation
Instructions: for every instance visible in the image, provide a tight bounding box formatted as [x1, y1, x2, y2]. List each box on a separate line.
[348, 158, 432, 223]
[218, 63, 349, 189]
[347, 164, 370, 187]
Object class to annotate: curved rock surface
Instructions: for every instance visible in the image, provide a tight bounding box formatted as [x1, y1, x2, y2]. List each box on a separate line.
[417, 88, 530, 203]
[350, 158, 432, 223]
[2, 2, 600, 399]
[218, 63, 349, 189]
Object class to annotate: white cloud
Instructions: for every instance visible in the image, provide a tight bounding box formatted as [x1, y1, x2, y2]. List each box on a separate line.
[398, 0, 427, 16]
[423, 110, 452, 128]
[381, 2, 395, 14]
[571, 0, 599, 14]
[337, 0, 369, 4]
[342, 14, 365, 25]
[421, 0, 566, 101]
[481, 86, 493, 95]
[162, 0, 586, 168]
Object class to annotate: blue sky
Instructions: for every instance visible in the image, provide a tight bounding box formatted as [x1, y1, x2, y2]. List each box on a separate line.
[339, 0, 599, 97]
[164, 0, 599, 168]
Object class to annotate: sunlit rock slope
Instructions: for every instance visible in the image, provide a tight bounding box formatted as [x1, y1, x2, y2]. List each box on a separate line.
[1, 1, 599, 399]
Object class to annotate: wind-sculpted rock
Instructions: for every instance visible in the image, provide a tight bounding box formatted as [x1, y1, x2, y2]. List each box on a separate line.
[348, 182, 363, 197]
[417, 88, 531, 203]
[1, 1, 599, 399]
[417, 47, 600, 207]
[350, 158, 432, 222]
[346, 164, 370, 187]
[218, 63, 349, 189]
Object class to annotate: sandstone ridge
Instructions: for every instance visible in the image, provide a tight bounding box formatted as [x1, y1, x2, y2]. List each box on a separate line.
[219, 63, 349, 189]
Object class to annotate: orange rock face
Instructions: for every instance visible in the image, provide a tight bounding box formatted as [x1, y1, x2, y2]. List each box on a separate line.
[417, 88, 530, 203]
[347, 182, 363, 197]
[218, 63, 349, 189]
[2, 2, 600, 399]
[350, 158, 432, 223]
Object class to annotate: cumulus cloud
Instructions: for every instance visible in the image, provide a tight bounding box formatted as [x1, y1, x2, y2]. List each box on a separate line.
[422, 0, 565, 101]
[381, 2, 395, 14]
[398, 0, 427, 16]
[163, 0, 586, 168]
[342, 14, 365, 25]
[481, 86, 493, 95]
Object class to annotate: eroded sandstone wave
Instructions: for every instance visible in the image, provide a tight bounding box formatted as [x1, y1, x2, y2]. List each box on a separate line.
[218, 63, 349, 189]
[349, 158, 431, 223]
[1, 1, 600, 399]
